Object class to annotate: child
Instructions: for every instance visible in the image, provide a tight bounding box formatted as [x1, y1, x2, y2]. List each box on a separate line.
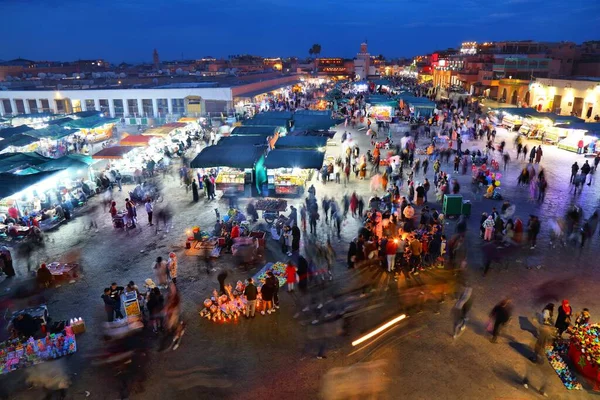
[285, 262, 297, 292]
[439, 235, 447, 269]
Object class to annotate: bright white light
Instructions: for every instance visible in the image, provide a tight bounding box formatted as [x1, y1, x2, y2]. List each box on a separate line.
[351, 314, 407, 347]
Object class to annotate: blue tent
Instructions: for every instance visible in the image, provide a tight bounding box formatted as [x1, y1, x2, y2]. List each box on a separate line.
[26, 126, 74, 140]
[0, 152, 51, 173]
[36, 154, 94, 172]
[217, 136, 270, 147]
[0, 134, 39, 151]
[0, 170, 64, 199]
[264, 149, 325, 169]
[0, 125, 35, 139]
[230, 126, 280, 136]
[190, 145, 265, 169]
[274, 136, 327, 149]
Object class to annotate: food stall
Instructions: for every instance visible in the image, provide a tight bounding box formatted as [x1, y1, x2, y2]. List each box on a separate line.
[190, 144, 266, 194]
[554, 123, 600, 154]
[119, 134, 161, 147]
[263, 149, 325, 196]
[557, 130, 597, 153]
[143, 122, 188, 137]
[65, 116, 118, 143]
[0, 133, 40, 155]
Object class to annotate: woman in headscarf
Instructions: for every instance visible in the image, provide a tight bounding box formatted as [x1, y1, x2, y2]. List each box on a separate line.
[555, 299, 572, 337]
[167, 252, 178, 284]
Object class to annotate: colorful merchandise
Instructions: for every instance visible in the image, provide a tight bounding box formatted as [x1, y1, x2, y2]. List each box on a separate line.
[546, 340, 582, 390]
[0, 332, 77, 375]
[252, 261, 287, 287]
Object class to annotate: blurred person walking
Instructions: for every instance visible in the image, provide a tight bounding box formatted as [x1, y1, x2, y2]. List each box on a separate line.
[452, 286, 473, 339]
[489, 298, 512, 343]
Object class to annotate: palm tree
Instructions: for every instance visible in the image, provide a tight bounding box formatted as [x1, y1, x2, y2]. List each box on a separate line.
[311, 44, 322, 58]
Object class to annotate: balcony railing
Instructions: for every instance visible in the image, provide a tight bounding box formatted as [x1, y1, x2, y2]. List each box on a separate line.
[493, 64, 549, 71]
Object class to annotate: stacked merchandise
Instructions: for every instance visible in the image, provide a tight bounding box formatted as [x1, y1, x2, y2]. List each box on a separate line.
[0, 329, 77, 375]
[546, 339, 583, 390]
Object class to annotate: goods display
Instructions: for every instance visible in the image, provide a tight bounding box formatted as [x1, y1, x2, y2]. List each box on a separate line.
[570, 324, 600, 364]
[0, 331, 77, 375]
[199, 262, 286, 323]
[255, 198, 287, 212]
[568, 323, 600, 387]
[215, 171, 244, 184]
[199, 285, 247, 322]
[546, 340, 583, 390]
[215, 170, 245, 192]
[252, 262, 287, 287]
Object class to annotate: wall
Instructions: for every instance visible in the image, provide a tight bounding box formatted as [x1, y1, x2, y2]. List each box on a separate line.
[532, 78, 600, 119]
[231, 75, 303, 97]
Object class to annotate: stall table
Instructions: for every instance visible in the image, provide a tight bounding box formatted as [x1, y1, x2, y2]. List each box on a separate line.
[568, 324, 600, 390]
[47, 262, 79, 281]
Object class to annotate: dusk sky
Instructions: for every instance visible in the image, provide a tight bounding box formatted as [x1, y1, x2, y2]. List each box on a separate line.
[2, 0, 599, 62]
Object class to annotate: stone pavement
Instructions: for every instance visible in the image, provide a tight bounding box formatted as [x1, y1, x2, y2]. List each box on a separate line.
[1, 119, 599, 400]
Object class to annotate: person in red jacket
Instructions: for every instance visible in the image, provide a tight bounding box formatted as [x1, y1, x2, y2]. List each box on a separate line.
[385, 238, 398, 272]
[230, 222, 240, 239]
[285, 262, 297, 292]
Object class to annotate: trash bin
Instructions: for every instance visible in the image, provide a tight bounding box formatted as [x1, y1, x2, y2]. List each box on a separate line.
[443, 194, 463, 216]
[461, 200, 471, 217]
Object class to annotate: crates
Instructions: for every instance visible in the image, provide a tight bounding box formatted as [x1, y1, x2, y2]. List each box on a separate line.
[461, 200, 471, 216]
[443, 195, 463, 216]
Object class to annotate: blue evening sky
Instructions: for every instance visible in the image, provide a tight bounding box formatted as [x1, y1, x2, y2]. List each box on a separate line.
[1, 0, 599, 62]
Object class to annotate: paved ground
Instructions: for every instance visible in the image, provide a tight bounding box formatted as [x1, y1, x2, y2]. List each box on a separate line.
[1, 118, 600, 400]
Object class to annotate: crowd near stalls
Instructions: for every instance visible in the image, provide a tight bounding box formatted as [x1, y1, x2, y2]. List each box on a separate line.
[490, 108, 600, 154]
[0, 114, 118, 158]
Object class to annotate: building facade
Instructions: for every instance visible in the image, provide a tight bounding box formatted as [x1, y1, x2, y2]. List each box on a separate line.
[529, 78, 600, 120]
[0, 75, 302, 119]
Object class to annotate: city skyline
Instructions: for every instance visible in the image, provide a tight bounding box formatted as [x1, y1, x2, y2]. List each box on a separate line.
[2, 0, 599, 62]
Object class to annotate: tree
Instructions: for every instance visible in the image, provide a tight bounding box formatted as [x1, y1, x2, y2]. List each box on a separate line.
[310, 44, 322, 58]
[309, 48, 314, 59]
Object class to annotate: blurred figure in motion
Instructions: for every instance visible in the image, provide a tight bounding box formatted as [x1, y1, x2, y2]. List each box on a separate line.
[154, 204, 174, 234]
[26, 358, 71, 400]
[489, 298, 513, 343]
[522, 323, 556, 397]
[93, 316, 147, 399]
[321, 360, 390, 400]
[161, 283, 185, 351]
[452, 286, 473, 339]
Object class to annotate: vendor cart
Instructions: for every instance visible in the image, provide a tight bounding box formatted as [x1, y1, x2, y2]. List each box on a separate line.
[255, 198, 287, 224]
[121, 291, 141, 318]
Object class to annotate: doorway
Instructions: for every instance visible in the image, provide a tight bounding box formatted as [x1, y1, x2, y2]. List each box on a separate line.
[511, 90, 518, 105]
[572, 97, 584, 117]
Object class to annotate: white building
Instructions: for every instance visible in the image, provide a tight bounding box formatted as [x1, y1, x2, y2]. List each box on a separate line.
[530, 78, 600, 120]
[0, 75, 302, 120]
[354, 42, 375, 81]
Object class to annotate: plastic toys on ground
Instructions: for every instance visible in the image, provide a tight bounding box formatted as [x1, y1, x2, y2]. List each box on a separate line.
[0, 331, 77, 375]
[545, 340, 583, 390]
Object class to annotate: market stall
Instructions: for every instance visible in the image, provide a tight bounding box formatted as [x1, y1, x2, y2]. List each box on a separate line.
[568, 324, 600, 388]
[273, 135, 327, 150]
[65, 116, 118, 143]
[119, 134, 160, 147]
[190, 144, 266, 194]
[0, 331, 77, 375]
[142, 122, 187, 137]
[199, 261, 287, 322]
[0, 133, 39, 155]
[263, 149, 324, 195]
